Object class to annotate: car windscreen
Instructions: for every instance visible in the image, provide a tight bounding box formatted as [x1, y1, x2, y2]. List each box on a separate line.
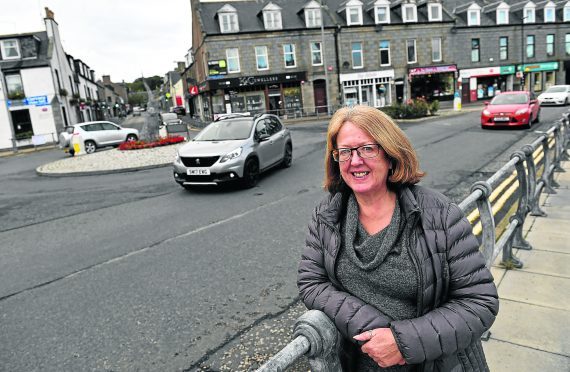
[545, 87, 567, 93]
[490, 94, 528, 105]
[194, 119, 253, 141]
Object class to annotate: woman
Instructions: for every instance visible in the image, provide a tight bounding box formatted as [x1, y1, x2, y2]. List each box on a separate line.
[297, 105, 499, 371]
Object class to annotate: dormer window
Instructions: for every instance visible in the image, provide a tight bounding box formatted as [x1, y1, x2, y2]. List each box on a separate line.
[523, 2, 535, 23]
[496, 3, 509, 25]
[374, 0, 391, 24]
[564, 2, 570, 21]
[544, 1, 555, 22]
[0, 39, 20, 60]
[263, 3, 282, 30]
[402, 2, 418, 23]
[217, 5, 239, 33]
[346, 0, 363, 25]
[428, 3, 442, 21]
[467, 4, 481, 26]
[305, 2, 322, 27]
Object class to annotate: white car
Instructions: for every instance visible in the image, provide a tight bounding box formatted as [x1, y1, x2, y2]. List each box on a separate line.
[60, 121, 139, 155]
[537, 85, 570, 106]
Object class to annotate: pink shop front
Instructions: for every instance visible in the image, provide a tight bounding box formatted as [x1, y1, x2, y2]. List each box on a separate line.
[409, 65, 457, 102]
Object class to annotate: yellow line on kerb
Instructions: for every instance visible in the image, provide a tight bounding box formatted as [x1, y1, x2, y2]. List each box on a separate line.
[466, 139, 551, 234]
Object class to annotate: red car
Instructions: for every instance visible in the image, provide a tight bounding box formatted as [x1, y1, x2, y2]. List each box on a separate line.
[481, 91, 540, 129]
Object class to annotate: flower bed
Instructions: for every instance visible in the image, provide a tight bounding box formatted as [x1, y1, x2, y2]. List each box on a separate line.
[118, 136, 185, 150]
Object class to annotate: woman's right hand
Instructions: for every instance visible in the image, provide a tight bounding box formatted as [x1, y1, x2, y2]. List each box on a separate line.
[354, 328, 406, 368]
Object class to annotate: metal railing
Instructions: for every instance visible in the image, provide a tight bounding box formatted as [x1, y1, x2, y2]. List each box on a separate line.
[256, 110, 570, 371]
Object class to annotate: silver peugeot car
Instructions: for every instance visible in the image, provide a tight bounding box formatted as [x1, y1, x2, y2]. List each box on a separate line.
[173, 113, 292, 188]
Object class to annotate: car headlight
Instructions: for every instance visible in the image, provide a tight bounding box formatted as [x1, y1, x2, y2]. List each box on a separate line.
[483, 110, 490, 116]
[220, 147, 242, 163]
[515, 108, 529, 115]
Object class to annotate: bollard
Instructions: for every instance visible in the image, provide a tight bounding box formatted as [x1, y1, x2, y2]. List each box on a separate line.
[70, 132, 86, 156]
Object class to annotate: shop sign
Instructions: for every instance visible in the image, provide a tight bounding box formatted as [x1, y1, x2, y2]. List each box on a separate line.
[198, 81, 208, 93]
[460, 65, 515, 78]
[408, 65, 457, 77]
[208, 72, 307, 90]
[188, 85, 199, 96]
[517, 61, 559, 72]
[340, 69, 394, 83]
[208, 60, 227, 76]
[24, 95, 49, 106]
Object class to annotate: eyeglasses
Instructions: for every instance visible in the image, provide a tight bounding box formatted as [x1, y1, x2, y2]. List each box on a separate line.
[331, 144, 382, 162]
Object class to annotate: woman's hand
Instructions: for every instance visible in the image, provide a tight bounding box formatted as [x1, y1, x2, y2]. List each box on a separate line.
[353, 328, 406, 368]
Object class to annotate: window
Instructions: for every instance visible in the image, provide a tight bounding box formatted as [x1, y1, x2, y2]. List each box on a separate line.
[347, 6, 363, 25]
[226, 48, 240, 73]
[468, 9, 480, 25]
[523, 6, 535, 23]
[431, 37, 442, 62]
[403, 4, 417, 22]
[255, 46, 269, 70]
[526, 35, 535, 58]
[352, 42, 363, 68]
[5, 74, 25, 99]
[305, 7, 322, 27]
[428, 3, 442, 21]
[311, 42, 323, 65]
[1, 39, 20, 59]
[379, 40, 390, 66]
[565, 3, 570, 21]
[406, 39, 416, 64]
[566, 34, 570, 55]
[499, 37, 508, 60]
[263, 10, 282, 30]
[496, 8, 509, 24]
[544, 4, 555, 22]
[283, 44, 296, 68]
[375, 4, 390, 23]
[546, 34, 555, 56]
[219, 12, 239, 33]
[471, 38, 480, 62]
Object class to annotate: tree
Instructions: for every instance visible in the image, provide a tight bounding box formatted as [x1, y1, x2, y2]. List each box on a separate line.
[128, 92, 147, 106]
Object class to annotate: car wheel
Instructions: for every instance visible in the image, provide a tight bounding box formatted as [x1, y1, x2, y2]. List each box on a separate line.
[84, 140, 96, 154]
[565, 98, 568, 106]
[281, 143, 293, 168]
[242, 158, 260, 188]
[534, 110, 540, 124]
[126, 134, 138, 142]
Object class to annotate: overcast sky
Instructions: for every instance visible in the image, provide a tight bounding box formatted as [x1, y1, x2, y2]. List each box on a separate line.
[0, 0, 192, 83]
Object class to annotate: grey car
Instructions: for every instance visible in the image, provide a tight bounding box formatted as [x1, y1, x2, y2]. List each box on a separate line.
[173, 113, 293, 188]
[59, 121, 139, 155]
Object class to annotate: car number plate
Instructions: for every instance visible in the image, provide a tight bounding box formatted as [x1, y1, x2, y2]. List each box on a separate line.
[494, 117, 509, 122]
[188, 168, 210, 176]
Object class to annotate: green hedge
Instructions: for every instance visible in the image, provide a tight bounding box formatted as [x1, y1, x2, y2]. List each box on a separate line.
[380, 98, 440, 119]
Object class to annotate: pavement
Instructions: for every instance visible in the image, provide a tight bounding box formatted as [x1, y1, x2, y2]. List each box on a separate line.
[482, 159, 570, 371]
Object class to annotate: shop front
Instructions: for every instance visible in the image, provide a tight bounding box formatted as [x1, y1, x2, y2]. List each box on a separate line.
[459, 65, 515, 103]
[206, 72, 306, 120]
[409, 65, 456, 101]
[518, 61, 559, 94]
[340, 70, 394, 107]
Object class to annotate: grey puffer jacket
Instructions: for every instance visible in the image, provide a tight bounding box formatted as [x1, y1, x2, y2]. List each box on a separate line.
[297, 185, 499, 372]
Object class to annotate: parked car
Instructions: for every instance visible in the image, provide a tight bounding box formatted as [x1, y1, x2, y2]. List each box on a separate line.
[173, 113, 293, 189]
[481, 91, 540, 129]
[60, 121, 139, 154]
[537, 85, 570, 106]
[160, 112, 182, 126]
[172, 106, 186, 116]
[132, 106, 142, 116]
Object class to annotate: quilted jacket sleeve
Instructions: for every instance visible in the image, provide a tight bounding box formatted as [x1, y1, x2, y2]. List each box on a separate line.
[390, 203, 499, 364]
[298, 207, 392, 340]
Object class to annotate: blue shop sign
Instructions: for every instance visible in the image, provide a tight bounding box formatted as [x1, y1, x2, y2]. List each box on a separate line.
[24, 95, 49, 106]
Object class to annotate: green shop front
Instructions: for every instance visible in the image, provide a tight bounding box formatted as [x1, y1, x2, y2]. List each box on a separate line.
[204, 72, 306, 120]
[518, 62, 560, 93]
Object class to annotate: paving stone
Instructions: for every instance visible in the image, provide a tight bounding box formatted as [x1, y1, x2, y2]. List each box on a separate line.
[483, 338, 569, 372]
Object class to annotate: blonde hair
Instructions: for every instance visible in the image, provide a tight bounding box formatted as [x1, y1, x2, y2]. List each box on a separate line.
[324, 105, 425, 193]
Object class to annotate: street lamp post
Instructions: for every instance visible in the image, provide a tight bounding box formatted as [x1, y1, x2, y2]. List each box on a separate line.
[320, 0, 330, 115]
[520, 16, 528, 91]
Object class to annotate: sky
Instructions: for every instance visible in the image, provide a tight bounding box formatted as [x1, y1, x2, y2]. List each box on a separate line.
[0, 0, 192, 83]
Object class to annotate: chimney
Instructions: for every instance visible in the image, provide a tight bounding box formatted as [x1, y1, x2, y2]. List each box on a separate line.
[177, 61, 186, 72]
[102, 75, 112, 85]
[45, 7, 55, 20]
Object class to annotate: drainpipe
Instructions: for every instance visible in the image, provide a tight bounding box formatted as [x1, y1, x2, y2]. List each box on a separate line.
[334, 25, 342, 106]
